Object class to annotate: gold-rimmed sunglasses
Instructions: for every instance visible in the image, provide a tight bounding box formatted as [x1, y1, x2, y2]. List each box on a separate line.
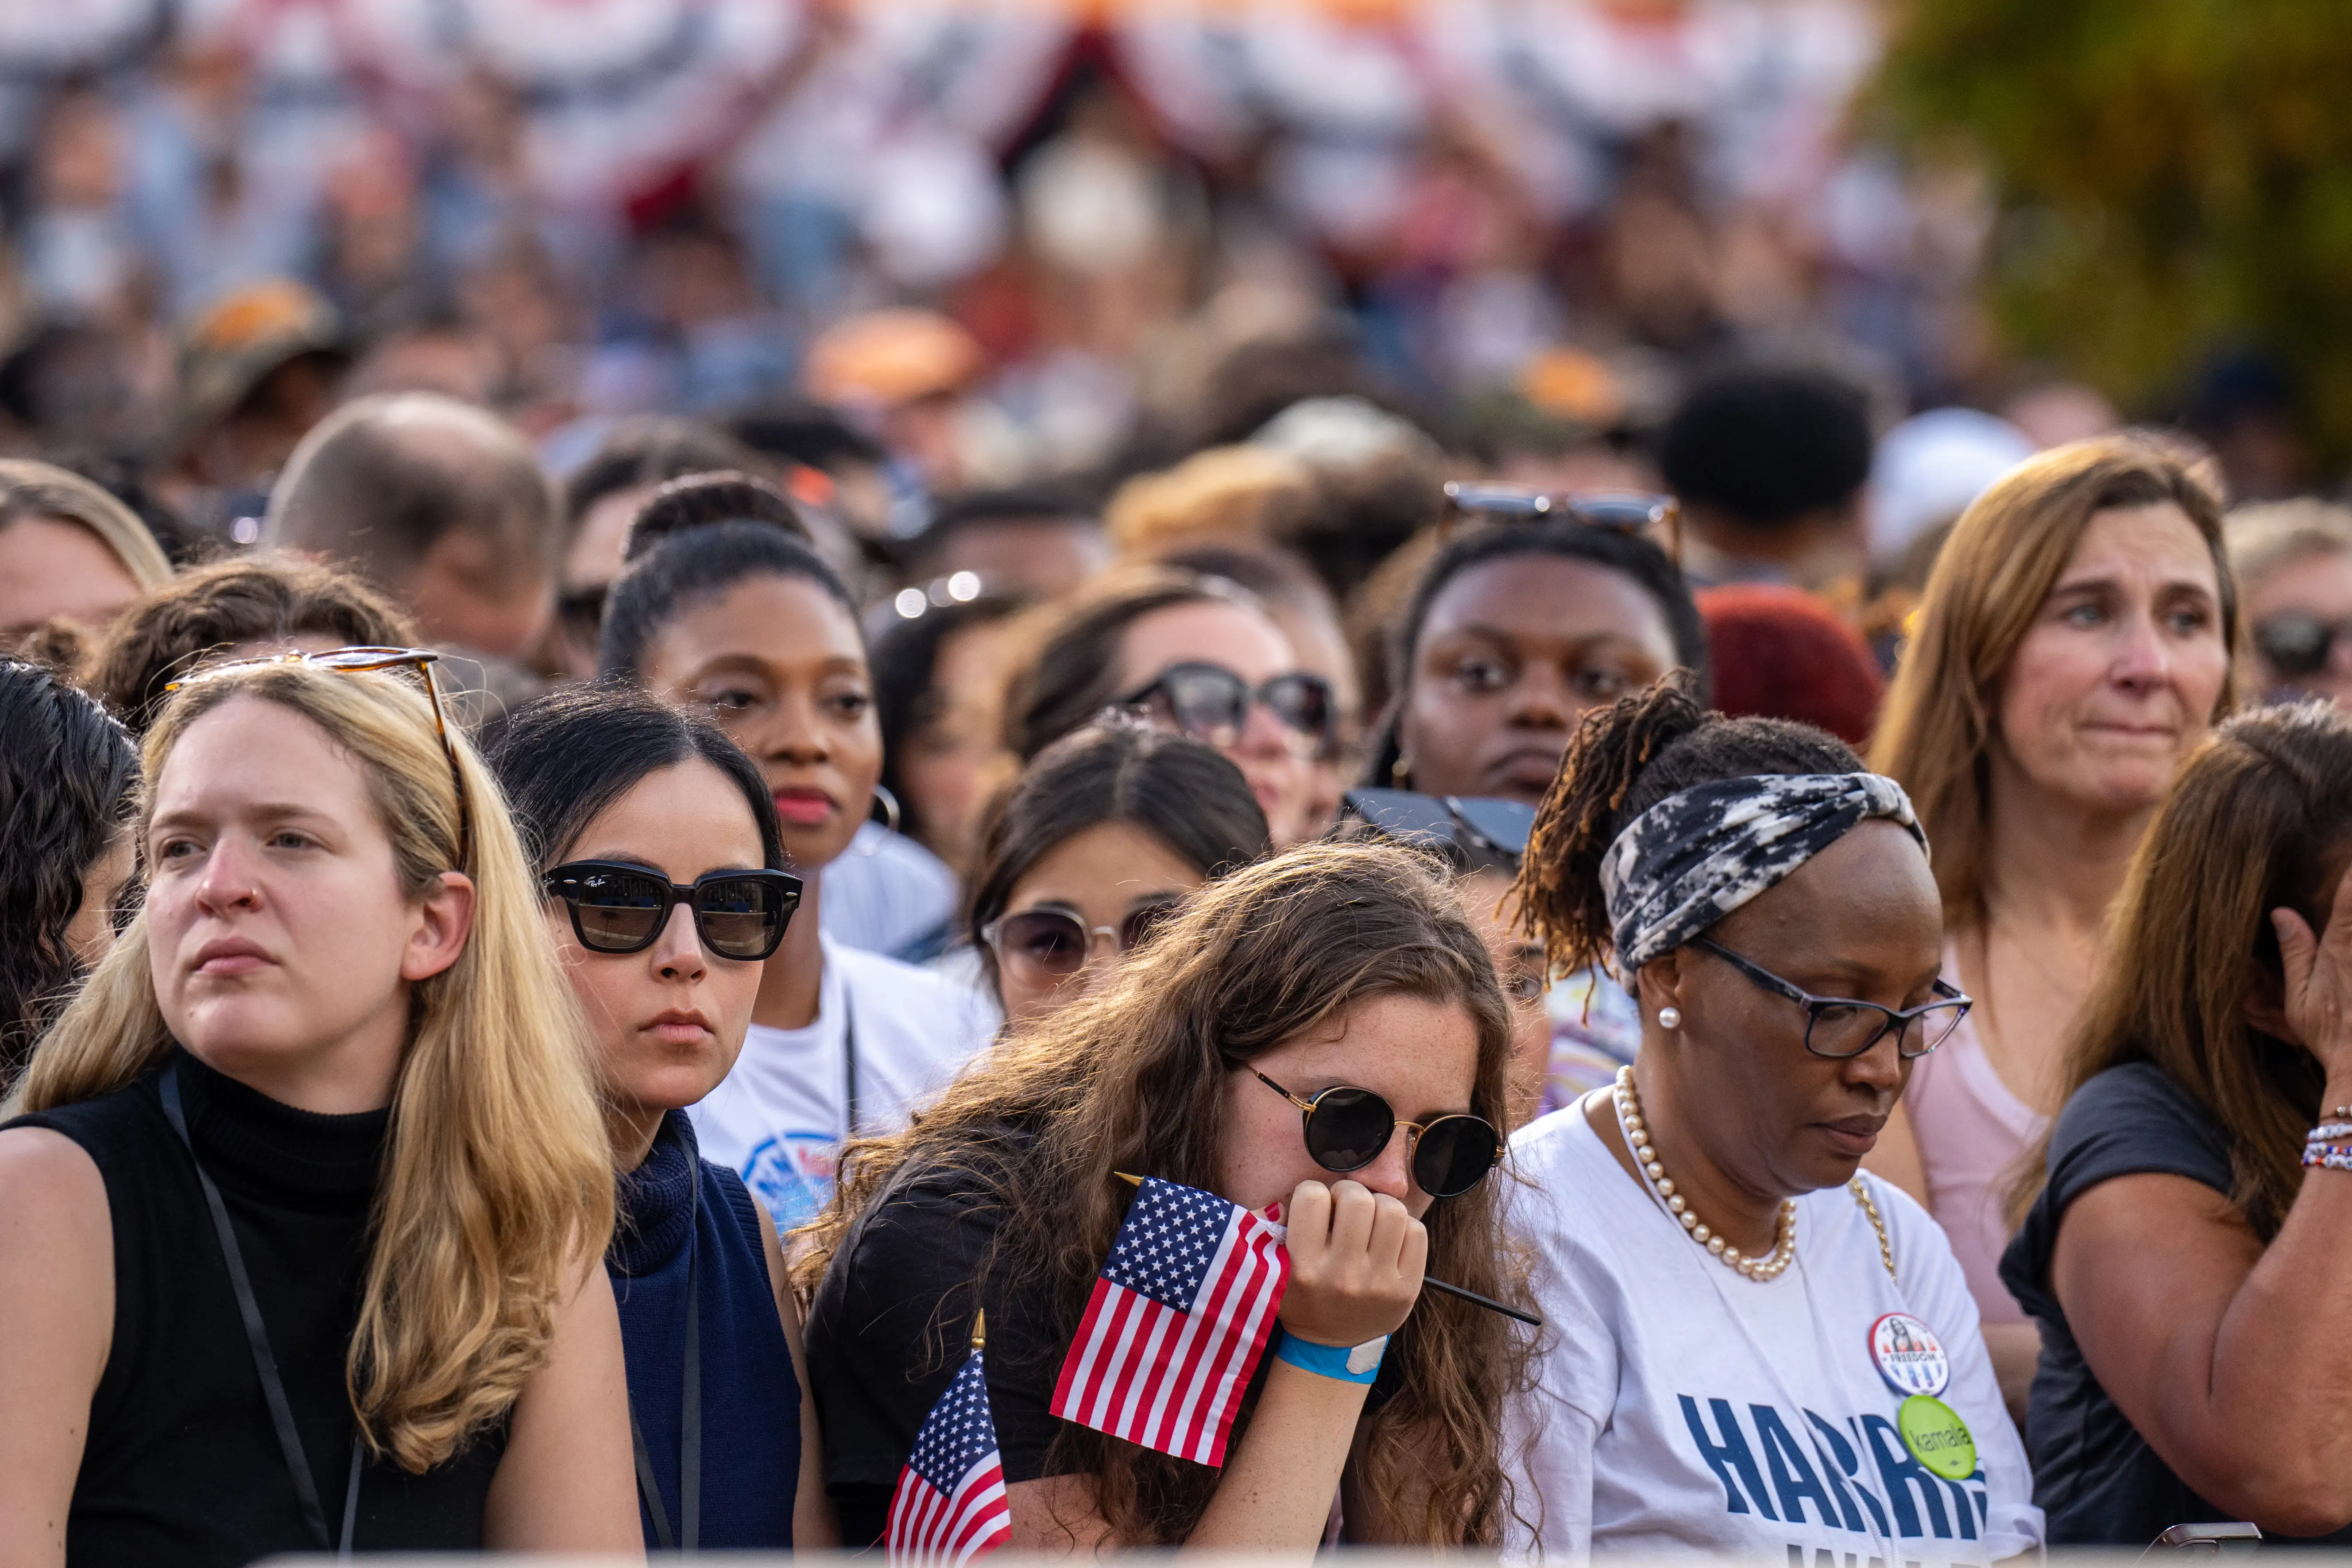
[1439, 480, 1682, 564]
[165, 646, 472, 865]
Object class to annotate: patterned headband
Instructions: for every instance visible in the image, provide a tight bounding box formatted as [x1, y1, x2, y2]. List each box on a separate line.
[1598, 772, 1927, 972]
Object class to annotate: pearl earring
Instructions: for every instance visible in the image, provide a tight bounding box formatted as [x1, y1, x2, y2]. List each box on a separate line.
[1658, 1006, 1682, 1030]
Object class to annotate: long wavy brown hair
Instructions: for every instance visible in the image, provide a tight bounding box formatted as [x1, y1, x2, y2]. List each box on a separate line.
[796, 840, 1534, 1545]
[2012, 703, 2352, 1238]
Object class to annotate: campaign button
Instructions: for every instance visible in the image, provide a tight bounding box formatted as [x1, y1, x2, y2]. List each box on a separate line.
[1867, 1310, 1952, 1398]
[1898, 1394, 1977, 1481]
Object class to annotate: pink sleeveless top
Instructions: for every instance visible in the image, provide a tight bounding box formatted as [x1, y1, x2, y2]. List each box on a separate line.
[1904, 952, 2047, 1325]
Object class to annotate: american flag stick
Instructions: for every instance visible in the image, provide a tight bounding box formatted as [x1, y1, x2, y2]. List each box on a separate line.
[1113, 1172, 1542, 1328]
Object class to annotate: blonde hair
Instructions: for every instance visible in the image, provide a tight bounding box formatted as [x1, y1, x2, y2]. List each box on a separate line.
[2226, 498, 2352, 594]
[1105, 444, 1315, 560]
[17, 661, 612, 1471]
[1869, 433, 2238, 926]
[0, 458, 174, 591]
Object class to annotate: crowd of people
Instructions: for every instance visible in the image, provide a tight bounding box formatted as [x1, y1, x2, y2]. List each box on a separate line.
[3, 5, 2352, 1567]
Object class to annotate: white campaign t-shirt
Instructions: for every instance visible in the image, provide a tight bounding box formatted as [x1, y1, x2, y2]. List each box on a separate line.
[690, 935, 995, 1233]
[1503, 1101, 2043, 1564]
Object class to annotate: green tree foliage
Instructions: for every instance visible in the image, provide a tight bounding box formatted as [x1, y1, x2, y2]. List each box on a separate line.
[1877, 0, 2352, 458]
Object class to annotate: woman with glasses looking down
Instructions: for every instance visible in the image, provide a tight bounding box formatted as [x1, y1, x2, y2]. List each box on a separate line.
[800, 841, 1531, 1550]
[1501, 672, 2043, 1563]
[966, 717, 1272, 1026]
[0, 652, 634, 1562]
[1002, 566, 1338, 847]
[487, 685, 836, 1551]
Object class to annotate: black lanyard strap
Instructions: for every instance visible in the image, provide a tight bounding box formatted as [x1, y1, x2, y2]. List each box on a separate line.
[627, 1151, 700, 1550]
[161, 1060, 365, 1556]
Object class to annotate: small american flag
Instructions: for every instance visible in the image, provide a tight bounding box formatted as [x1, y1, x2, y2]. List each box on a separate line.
[886, 1343, 1011, 1564]
[1049, 1176, 1289, 1467]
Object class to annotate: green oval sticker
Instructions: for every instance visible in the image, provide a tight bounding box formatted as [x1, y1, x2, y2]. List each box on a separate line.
[1898, 1394, 1977, 1480]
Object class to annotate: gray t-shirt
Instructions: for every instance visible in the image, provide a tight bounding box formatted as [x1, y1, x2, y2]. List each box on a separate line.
[2000, 1061, 2352, 1546]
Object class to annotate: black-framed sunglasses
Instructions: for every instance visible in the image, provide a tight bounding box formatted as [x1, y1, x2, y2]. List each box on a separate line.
[982, 900, 1180, 983]
[2254, 612, 2352, 681]
[1247, 1068, 1502, 1199]
[1440, 481, 1682, 563]
[166, 645, 472, 865]
[544, 860, 803, 962]
[1118, 661, 1337, 758]
[1340, 789, 1536, 873]
[1690, 937, 1971, 1060]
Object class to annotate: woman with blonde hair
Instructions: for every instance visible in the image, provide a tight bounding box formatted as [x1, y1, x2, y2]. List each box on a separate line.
[802, 840, 1530, 1549]
[0, 457, 175, 643]
[0, 652, 636, 1562]
[2002, 703, 2352, 1543]
[1867, 434, 2235, 1404]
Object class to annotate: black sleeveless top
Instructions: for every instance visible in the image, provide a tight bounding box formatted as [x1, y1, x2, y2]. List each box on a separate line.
[8, 1049, 506, 1566]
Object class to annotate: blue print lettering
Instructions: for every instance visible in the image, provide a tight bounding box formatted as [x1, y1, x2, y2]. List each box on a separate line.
[1678, 1394, 1989, 1564]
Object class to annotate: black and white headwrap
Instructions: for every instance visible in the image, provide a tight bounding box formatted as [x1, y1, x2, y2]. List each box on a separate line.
[1598, 772, 1927, 971]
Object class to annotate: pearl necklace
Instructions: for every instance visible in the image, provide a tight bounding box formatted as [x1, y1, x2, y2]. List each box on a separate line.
[1613, 1065, 1798, 1281]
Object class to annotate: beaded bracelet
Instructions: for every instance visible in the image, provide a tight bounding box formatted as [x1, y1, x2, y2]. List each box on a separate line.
[2301, 1144, 2352, 1171]
[2312, 1121, 2352, 1141]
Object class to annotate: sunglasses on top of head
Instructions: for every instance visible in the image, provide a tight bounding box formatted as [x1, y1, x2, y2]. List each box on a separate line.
[1118, 661, 1337, 759]
[544, 861, 803, 962]
[1440, 481, 1681, 562]
[1242, 1065, 1503, 1199]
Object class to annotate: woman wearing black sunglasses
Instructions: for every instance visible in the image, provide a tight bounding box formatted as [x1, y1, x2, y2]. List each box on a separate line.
[798, 840, 1531, 1551]
[1501, 673, 2043, 1561]
[966, 718, 1272, 1026]
[487, 686, 835, 1551]
[1002, 566, 1338, 847]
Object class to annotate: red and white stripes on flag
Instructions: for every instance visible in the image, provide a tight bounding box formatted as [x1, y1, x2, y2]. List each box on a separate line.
[1049, 1176, 1289, 1467]
[886, 1347, 1011, 1565]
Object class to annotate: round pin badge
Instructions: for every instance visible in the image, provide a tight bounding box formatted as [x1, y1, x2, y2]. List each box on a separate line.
[1867, 1311, 1952, 1398]
[1897, 1394, 1977, 1480]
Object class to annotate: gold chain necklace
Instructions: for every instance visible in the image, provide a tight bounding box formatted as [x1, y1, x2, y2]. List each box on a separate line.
[1613, 1067, 1798, 1280]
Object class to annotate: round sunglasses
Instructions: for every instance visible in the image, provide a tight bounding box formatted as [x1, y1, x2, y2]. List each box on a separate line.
[983, 900, 1180, 986]
[1248, 1068, 1502, 1199]
[1118, 662, 1337, 759]
[544, 860, 803, 963]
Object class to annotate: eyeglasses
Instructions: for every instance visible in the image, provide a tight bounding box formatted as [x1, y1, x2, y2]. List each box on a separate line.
[166, 645, 472, 866]
[1340, 789, 1536, 873]
[544, 860, 803, 961]
[1690, 937, 1971, 1060]
[1440, 481, 1681, 562]
[983, 901, 1180, 985]
[1247, 1068, 1502, 1199]
[1118, 662, 1337, 759]
[2254, 612, 2352, 681]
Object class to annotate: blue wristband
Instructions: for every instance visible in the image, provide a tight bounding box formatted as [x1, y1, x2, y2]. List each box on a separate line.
[1273, 1328, 1387, 1385]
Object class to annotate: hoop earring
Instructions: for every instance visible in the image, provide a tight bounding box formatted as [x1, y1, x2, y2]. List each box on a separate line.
[870, 784, 902, 835]
[1657, 1006, 1682, 1030]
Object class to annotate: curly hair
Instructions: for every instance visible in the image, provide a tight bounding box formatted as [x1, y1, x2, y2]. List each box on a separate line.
[798, 840, 1534, 1546]
[1514, 670, 1862, 979]
[0, 661, 137, 1083]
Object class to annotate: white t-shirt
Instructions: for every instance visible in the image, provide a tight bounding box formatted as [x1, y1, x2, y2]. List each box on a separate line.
[820, 823, 960, 960]
[1502, 1100, 2043, 1564]
[690, 936, 994, 1233]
